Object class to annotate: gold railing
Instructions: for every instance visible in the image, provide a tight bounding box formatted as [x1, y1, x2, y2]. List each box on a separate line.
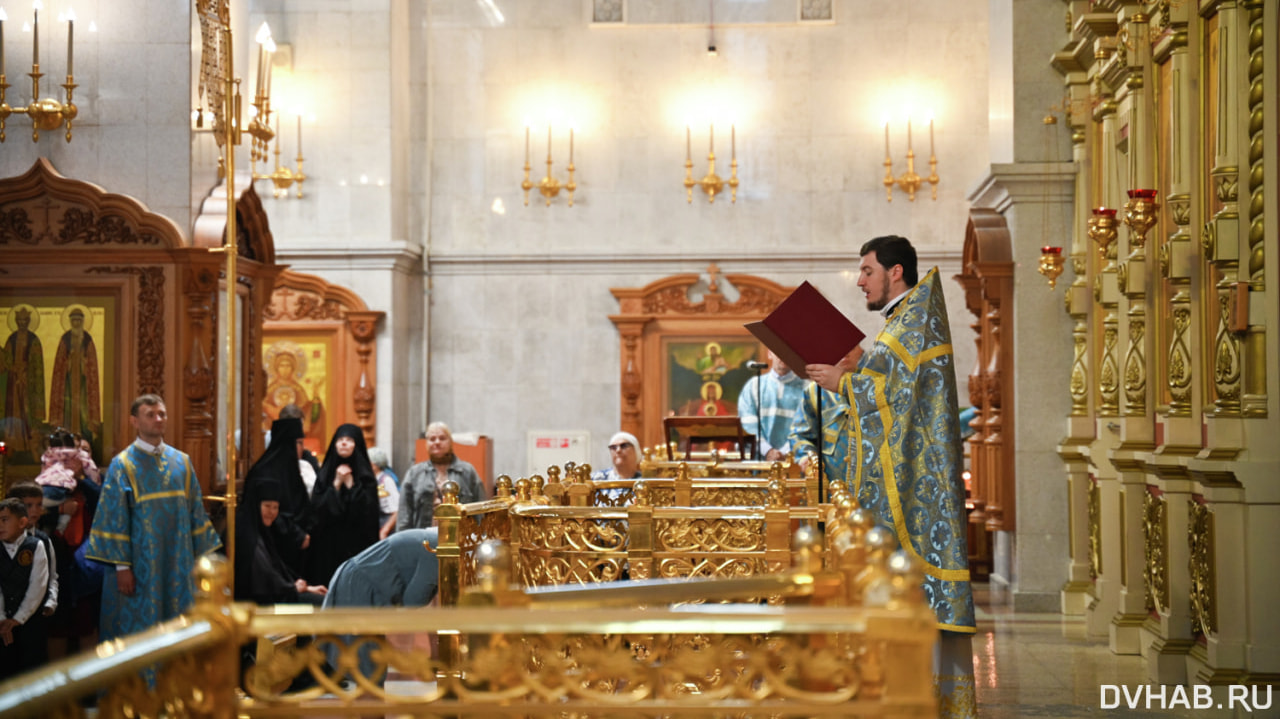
[0, 530, 938, 718]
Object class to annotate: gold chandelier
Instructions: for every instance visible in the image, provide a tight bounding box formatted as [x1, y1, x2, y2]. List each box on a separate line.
[0, 1, 78, 142]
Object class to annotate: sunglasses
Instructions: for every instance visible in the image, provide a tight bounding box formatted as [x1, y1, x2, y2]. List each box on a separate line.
[608, 443, 633, 452]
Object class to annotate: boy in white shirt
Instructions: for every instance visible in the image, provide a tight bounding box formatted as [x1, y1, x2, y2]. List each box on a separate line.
[0, 496, 50, 679]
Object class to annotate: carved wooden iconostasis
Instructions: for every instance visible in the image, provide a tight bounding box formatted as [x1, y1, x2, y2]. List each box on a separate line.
[261, 270, 383, 455]
[954, 208, 1014, 580]
[0, 159, 282, 497]
[609, 265, 795, 452]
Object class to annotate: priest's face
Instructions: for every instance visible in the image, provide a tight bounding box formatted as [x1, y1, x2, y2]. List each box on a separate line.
[857, 252, 893, 311]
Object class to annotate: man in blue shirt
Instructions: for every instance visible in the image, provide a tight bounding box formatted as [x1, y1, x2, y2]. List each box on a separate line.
[737, 351, 805, 461]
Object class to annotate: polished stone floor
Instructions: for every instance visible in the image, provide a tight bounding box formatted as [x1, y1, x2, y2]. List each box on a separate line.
[971, 584, 1271, 718]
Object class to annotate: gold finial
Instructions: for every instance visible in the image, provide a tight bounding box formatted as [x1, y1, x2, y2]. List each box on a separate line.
[514, 478, 531, 501]
[442, 479, 460, 504]
[495, 475, 513, 498]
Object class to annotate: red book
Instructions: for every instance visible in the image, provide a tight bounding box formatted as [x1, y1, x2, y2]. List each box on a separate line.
[745, 281, 865, 380]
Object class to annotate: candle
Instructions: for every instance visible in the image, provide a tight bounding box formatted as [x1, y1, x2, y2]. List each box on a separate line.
[66, 11, 72, 76]
[255, 44, 265, 97]
[569, 127, 574, 164]
[685, 125, 691, 161]
[907, 119, 912, 153]
[296, 114, 302, 158]
[884, 122, 889, 158]
[1, 11, 6, 78]
[731, 124, 735, 160]
[929, 119, 935, 156]
[709, 123, 714, 155]
[524, 125, 530, 164]
[32, 1, 38, 66]
[546, 125, 551, 162]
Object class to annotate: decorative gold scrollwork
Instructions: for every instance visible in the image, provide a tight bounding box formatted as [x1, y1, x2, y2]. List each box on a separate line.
[1070, 324, 1089, 416]
[1143, 490, 1168, 613]
[1088, 479, 1102, 580]
[1123, 315, 1147, 415]
[1201, 221, 1216, 258]
[1168, 302, 1193, 415]
[1188, 500, 1216, 636]
[1099, 321, 1121, 415]
[1214, 293, 1242, 413]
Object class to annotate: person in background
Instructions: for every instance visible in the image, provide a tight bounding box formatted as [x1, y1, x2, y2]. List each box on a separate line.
[304, 424, 380, 586]
[235, 477, 326, 606]
[34, 428, 85, 533]
[242, 418, 313, 578]
[738, 350, 806, 461]
[321, 528, 439, 684]
[4, 482, 56, 671]
[367, 446, 401, 539]
[84, 395, 221, 648]
[590, 431, 642, 505]
[0, 497, 50, 680]
[278, 403, 320, 496]
[396, 422, 484, 531]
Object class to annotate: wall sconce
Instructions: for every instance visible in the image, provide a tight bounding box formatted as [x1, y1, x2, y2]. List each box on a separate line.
[1123, 188, 1158, 251]
[882, 118, 938, 202]
[683, 124, 739, 204]
[520, 125, 576, 207]
[0, 2, 78, 142]
[1039, 246, 1064, 289]
[251, 112, 306, 199]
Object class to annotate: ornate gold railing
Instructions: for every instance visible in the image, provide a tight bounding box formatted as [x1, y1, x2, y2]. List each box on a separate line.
[0, 528, 938, 718]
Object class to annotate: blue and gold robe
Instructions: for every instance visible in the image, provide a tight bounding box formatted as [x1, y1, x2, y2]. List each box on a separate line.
[788, 381, 851, 482]
[837, 268, 975, 634]
[85, 442, 221, 642]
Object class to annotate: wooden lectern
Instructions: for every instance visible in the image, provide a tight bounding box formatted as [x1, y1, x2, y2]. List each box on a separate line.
[662, 416, 755, 461]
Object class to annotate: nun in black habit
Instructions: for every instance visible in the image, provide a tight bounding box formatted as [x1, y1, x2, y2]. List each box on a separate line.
[242, 417, 313, 577]
[235, 476, 327, 606]
[303, 423, 381, 586]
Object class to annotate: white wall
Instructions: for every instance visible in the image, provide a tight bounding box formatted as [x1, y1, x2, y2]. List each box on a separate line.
[423, 0, 991, 475]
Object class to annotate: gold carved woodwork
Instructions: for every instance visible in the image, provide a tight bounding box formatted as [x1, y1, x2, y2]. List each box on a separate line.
[1142, 488, 1168, 613]
[1241, 2, 1267, 417]
[262, 270, 385, 449]
[1188, 498, 1216, 637]
[1070, 322, 1089, 415]
[1213, 292, 1242, 414]
[0, 159, 279, 495]
[609, 266, 794, 449]
[957, 209, 1015, 532]
[1123, 312, 1147, 415]
[1099, 318, 1121, 415]
[1088, 478, 1101, 580]
[1168, 300, 1193, 414]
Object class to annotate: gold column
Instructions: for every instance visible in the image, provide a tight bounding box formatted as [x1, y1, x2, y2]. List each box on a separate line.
[1207, 1, 1243, 418]
[1241, 0, 1266, 417]
[1094, 97, 1122, 417]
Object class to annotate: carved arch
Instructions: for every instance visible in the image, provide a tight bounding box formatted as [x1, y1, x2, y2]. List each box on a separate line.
[955, 208, 1015, 532]
[262, 270, 384, 449]
[0, 158, 186, 248]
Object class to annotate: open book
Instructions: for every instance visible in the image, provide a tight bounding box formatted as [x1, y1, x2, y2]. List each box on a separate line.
[745, 281, 865, 380]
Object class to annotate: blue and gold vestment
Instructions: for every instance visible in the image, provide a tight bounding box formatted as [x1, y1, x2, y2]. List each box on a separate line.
[838, 268, 975, 634]
[85, 443, 221, 643]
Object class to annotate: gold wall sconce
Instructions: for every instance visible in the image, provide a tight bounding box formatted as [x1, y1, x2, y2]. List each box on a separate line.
[683, 124, 739, 204]
[521, 125, 576, 207]
[1038, 246, 1064, 289]
[0, 2, 78, 142]
[1123, 188, 1158, 251]
[882, 118, 938, 202]
[251, 112, 306, 199]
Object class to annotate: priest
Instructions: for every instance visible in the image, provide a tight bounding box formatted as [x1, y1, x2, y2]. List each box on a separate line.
[807, 235, 976, 718]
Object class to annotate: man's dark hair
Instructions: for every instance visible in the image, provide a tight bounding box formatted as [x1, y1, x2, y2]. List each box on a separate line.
[130, 394, 165, 416]
[860, 235, 919, 287]
[5, 481, 43, 501]
[278, 403, 305, 421]
[0, 497, 27, 519]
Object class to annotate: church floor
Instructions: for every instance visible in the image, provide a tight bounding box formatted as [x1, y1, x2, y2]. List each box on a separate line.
[972, 584, 1257, 718]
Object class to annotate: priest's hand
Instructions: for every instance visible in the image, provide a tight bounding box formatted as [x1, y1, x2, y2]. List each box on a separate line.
[838, 345, 864, 372]
[805, 364, 842, 392]
[117, 567, 136, 596]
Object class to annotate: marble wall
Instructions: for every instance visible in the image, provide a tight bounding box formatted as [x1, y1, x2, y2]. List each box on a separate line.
[423, 0, 992, 475]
